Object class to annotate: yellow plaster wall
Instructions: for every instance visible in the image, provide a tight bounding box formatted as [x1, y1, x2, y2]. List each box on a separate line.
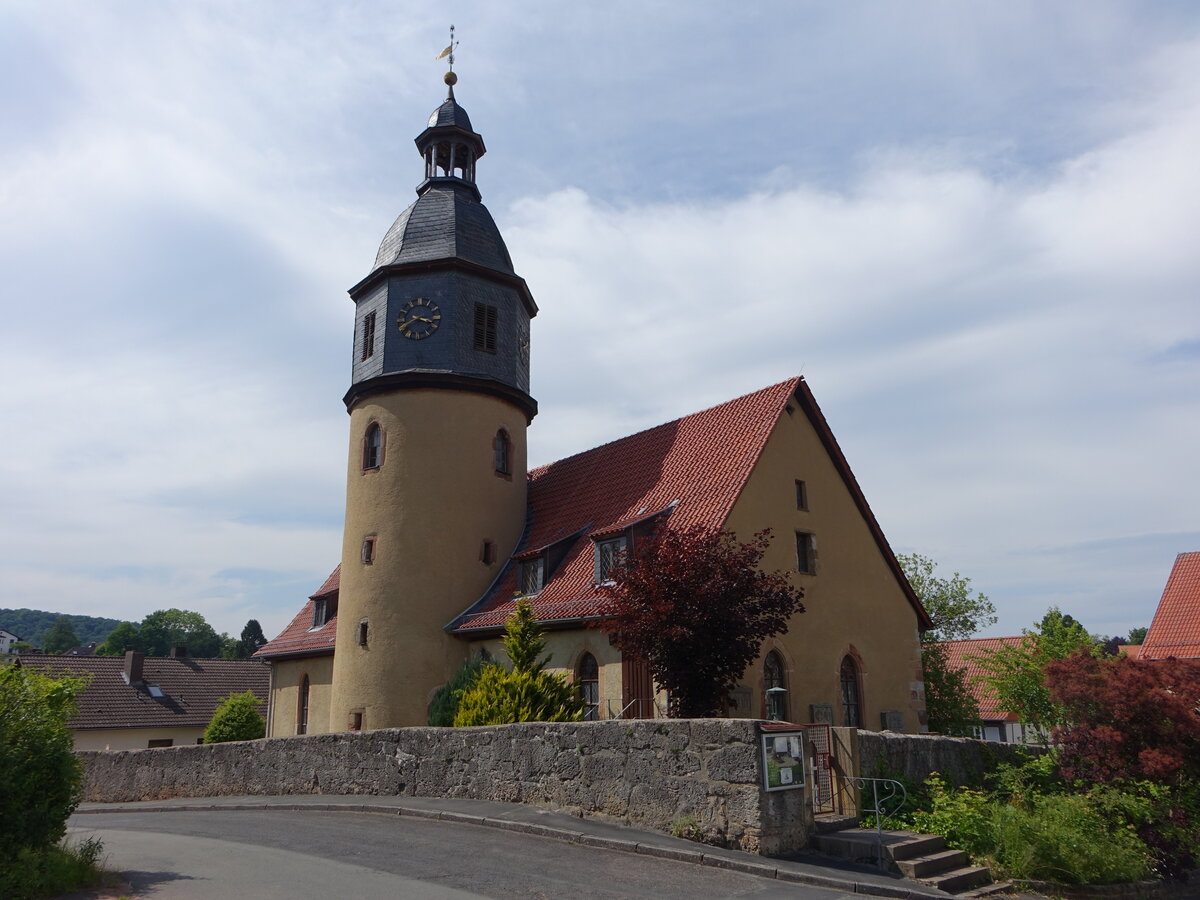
[724, 402, 925, 732]
[72, 726, 205, 752]
[331, 389, 528, 729]
[268, 655, 334, 737]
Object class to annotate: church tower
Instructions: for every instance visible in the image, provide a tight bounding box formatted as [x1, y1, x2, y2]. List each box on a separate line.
[329, 67, 537, 729]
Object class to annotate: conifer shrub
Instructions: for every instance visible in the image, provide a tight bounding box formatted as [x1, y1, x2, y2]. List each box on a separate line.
[203, 690, 266, 743]
[428, 656, 490, 726]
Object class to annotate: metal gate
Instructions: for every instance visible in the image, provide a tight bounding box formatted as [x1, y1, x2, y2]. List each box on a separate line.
[803, 723, 835, 814]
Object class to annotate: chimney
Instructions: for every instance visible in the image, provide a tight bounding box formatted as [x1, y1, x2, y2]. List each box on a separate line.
[170, 645, 188, 658]
[123, 650, 144, 684]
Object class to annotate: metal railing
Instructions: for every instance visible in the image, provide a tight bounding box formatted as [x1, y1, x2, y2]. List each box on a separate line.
[841, 775, 907, 869]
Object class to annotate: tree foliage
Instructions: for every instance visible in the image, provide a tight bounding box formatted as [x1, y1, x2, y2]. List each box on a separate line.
[975, 607, 1095, 734]
[1127, 626, 1148, 645]
[1046, 652, 1200, 785]
[203, 691, 266, 743]
[96, 608, 226, 658]
[454, 599, 583, 726]
[429, 656, 490, 726]
[237, 620, 268, 658]
[598, 525, 805, 718]
[42, 616, 81, 654]
[95, 621, 141, 656]
[898, 552, 996, 642]
[0, 665, 85, 858]
[0, 608, 125, 649]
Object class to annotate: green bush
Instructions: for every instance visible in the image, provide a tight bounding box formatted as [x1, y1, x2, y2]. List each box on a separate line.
[0, 665, 85, 859]
[203, 691, 266, 743]
[428, 656, 490, 726]
[909, 773, 995, 860]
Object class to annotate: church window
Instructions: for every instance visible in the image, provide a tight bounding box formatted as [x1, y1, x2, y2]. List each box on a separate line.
[361, 536, 376, 565]
[796, 532, 816, 574]
[473, 303, 498, 353]
[494, 429, 511, 475]
[362, 423, 383, 470]
[840, 656, 862, 728]
[764, 650, 788, 721]
[577, 653, 600, 720]
[361, 311, 377, 361]
[520, 557, 544, 595]
[595, 536, 626, 583]
[297, 675, 310, 735]
[795, 480, 808, 510]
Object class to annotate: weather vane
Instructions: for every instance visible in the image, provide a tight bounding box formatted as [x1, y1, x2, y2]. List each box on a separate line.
[436, 24, 459, 86]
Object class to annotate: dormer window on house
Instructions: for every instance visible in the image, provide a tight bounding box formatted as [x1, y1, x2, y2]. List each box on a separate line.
[312, 594, 338, 629]
[595, 536, 627, 583]
[361, 311, 377, 361]
[520, 557, 545, 595]
[473, 303, 497, 353]
[494, 429, 511, 475]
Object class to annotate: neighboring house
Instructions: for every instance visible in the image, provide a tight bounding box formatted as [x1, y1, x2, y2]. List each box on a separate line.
[1136, 551, 1200, 661]
[256, 76, 933, 737]
[0, 628, 19, 654]
[15, 651, 269, 750]
[936, 637, 1041, 744]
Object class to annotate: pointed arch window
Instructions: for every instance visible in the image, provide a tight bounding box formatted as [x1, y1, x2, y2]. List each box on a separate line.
[764, 650, 788, 721]
[577, 653, 600, 721]
[362, 423, 383, 471]
[297, 674, 310, 735]
[840, 656, 862, 728]
[494, 429, 511, 475]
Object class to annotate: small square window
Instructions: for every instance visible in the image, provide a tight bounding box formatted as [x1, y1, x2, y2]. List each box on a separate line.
[795, 480, 808, 510]
[521, 557, 545, 595]
[796, 532, 816, 575]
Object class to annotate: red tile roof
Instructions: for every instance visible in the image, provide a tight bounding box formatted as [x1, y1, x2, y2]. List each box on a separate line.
[1140, 551, 1200, 660]
[255, 569, 339, 659]
[935, 636, 1027, 720]
[15, 655, 269, 732]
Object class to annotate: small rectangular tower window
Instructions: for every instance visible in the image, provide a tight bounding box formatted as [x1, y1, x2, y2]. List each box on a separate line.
[361, 536, 376, 564]
[361, 311, 377, 361]
[349, 711, 363, 731]
[795, 480, 808, 510]
[357, 620, 369, 647]
[473, 303, 498, 353]
[796, 532, 817, 575]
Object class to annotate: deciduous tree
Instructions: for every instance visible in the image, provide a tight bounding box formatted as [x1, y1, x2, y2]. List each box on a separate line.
[41, 616, 80, 655]
[598, 525, 805, 718]
[95, 621, 141, 656]
[138, 608, 223, 658]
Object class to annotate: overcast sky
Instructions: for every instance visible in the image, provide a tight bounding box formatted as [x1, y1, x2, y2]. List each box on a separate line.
[2, 1, 1198, 645]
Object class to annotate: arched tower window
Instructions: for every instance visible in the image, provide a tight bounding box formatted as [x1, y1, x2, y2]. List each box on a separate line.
[577, 653, 600, 721]
[764, 650, 788, 721]
[840, 656, 862, 728]
[297, 674, 310, 735]
[362, 423, 383, 470]
[493, 428, 510, 475]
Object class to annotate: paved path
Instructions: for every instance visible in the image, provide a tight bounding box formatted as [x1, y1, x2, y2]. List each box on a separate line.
[69, 795, 953, 899]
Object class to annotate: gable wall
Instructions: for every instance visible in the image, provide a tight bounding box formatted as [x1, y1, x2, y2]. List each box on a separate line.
[724, 402, 925, 732]
[267, 655, 334, 737]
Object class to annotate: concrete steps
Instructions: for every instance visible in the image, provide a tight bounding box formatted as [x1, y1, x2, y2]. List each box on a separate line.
[812, 824, 1006, 896]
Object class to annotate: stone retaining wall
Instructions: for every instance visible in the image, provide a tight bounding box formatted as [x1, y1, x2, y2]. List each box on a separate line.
[78, 719, 809, 855]
[854, 729, 1040, 786]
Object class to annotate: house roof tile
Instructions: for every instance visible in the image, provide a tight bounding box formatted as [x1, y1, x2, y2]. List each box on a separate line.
[16, 655, 269, 732]
[1140, 551, 1200, 660]
[254, 572, 339, 659]
[935, 636, 1027, 721]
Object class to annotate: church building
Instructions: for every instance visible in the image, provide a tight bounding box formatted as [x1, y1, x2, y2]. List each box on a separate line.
[257, 70, 931, 736]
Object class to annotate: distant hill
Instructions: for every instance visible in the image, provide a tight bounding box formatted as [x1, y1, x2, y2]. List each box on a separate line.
[0, 608, 129, 649]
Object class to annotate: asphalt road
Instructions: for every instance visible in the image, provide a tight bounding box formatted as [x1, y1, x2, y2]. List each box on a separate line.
[68, 809, 861, 899]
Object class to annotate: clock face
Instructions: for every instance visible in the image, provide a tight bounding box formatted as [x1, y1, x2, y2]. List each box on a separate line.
[396, 298, 441, 340]
[518, 328, 530, 366]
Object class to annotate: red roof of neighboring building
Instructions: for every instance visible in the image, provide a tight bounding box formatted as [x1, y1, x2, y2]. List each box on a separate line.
[255, 570, 339, 659]
[935, 636, 1027, 720]
[16, 655, 269, 732]
[1140, 551, 1200, 660]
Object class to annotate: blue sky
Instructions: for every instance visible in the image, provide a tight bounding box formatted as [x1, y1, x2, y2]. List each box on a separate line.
[2, 1, 1198, 644]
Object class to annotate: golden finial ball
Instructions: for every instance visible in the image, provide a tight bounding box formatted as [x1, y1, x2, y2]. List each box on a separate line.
[444, 71, 458, 86]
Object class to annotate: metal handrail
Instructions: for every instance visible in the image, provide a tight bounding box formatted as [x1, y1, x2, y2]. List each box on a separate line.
[842, 775, 907, 869]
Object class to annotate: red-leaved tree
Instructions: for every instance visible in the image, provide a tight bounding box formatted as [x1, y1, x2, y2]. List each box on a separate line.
[1046, 650, 1200, 785]
[597, 525, 805, 718]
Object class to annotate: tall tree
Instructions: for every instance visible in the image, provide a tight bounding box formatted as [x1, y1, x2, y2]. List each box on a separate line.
[898, 553, 993, 736]
[95, 621, 141, 656]
[238, 620, 268, 658]
[137, 608, 223, 658]
[598, 525, 805, 718]
[1127, 626, 1148, 645]
[41, 616, 80, 654]
[975, 607, 1095, 735]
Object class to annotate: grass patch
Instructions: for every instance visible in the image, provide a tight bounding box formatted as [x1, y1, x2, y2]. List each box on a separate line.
[0, 837, 112, 900]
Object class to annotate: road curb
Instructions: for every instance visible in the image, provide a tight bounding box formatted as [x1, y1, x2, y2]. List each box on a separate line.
[74, 799, 946, 899]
